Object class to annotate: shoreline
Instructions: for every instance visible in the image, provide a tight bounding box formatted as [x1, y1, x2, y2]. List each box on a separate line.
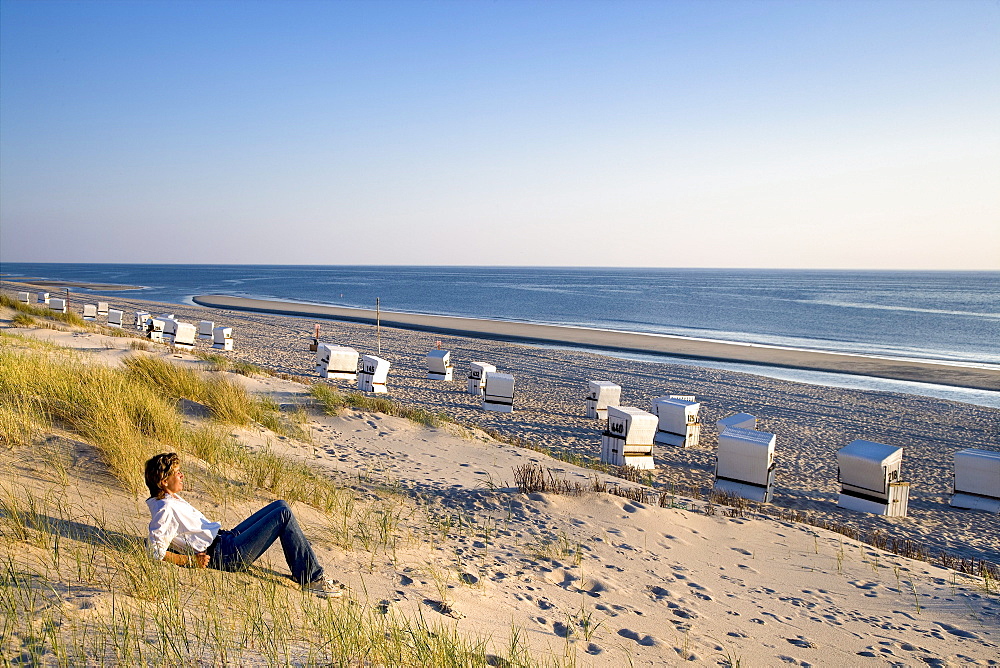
[193, 294, 1000, 391]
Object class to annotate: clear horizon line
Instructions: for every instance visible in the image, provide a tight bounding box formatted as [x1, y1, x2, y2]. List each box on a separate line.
[2, 261, 998, 273]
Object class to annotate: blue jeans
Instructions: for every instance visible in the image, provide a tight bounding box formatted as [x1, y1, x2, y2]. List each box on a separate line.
[208, 500, 324, 586]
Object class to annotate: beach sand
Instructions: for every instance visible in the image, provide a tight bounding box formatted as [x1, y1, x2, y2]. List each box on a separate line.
[2, 282, 1000, 664]
[193, 294, 1000, 392]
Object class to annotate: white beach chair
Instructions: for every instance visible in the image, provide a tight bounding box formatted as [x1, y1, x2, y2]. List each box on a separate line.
[97, 302, 109, 316]
[107, 309, 124, 328]
[146, 318, 166, 342]
[82, 304, 98, 320]
[714, 427, 776, 503]
[172, 322, 197, 350]
[37, 292, 50, 305]
[49, 298, 67, 314]
[650, 397, 701, 448]
[212, 327, 233, 351]
[950, 448, 1000, 513]
[358, 355, 390, 393]
[160, 319, 179, 343]
[198, 320, 215, 339]
[467, 362, 496, 396]
[601, 406, 657, 470]
[426, 349, 453, 381]
[586, 381, 621, 420]
[17, 292, 30, 304]
[135, 311, 151, 330]
[482, 372, 515, 413]
[837, 440, 909, 517]
[315, 344, 359, 380]
[716, 413, 757, 433]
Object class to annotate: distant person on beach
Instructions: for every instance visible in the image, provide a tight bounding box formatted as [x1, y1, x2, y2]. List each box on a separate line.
[143, 452, 341, 598]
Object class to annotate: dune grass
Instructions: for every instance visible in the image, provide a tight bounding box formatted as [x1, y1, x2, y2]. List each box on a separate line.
[310, 382, 453, 428]
[0, 337, 311, 500]
[0, 330, 558, 666]
[121, 354, 302, 438]
[0, 293, 88, 328]
[0, 484, 547, 667]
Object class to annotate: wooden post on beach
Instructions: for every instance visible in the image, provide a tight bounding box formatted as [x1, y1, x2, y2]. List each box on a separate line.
[376, 297, 381, 355]
[310, 324, 320, 352]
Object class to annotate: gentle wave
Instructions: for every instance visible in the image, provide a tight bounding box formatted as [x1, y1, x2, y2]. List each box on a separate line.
[797, 299, 1000, 319]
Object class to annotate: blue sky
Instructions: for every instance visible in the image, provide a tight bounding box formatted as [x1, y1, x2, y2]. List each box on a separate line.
[1, 0, 997, 269]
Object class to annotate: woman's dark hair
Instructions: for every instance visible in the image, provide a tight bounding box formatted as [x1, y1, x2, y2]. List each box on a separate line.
[144, 452, 180, 499]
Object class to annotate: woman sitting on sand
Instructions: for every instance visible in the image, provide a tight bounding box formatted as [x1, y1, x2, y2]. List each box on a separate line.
[143, 452, 341, 598]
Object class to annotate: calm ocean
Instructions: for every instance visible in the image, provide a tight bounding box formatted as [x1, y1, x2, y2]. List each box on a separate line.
[4, 263, 997, 368]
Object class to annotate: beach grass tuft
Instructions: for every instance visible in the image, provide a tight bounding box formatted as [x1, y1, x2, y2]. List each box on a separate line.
[10, 313, 35, 327]
[309, 383, 453, 428]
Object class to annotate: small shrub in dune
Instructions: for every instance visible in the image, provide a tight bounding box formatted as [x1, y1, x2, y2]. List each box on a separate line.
[230, 359, 264, 376]
[310, 383, 347, 413]
[10, 313, 35, 327]
[309, 383, 450, 428]
[192, 350, 231, 371]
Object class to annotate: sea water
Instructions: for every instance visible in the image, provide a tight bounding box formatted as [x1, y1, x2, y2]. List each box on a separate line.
[4, 264, 997, 366]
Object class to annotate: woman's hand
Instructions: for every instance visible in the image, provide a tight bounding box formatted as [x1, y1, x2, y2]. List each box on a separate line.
[162, 551, 210, 568]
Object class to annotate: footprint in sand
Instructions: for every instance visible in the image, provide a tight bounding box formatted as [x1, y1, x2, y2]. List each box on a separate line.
[669, 605, 697, 620]
[933, 622, 980, 640]
[647, 586, 671, 601]
[616, 629, 659, 646]
[422, 599, 464, 619]
[786, 636, 816, 649]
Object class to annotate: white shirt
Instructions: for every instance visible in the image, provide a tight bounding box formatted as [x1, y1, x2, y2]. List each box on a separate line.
[146, 493, 222, 560]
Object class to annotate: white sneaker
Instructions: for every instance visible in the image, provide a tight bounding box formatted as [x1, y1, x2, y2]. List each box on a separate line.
[303, 578, 344, 599]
